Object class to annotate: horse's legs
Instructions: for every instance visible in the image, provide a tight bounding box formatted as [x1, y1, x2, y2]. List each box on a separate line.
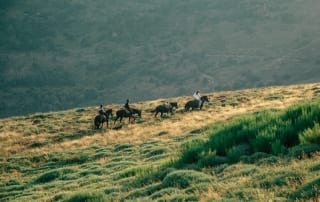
[155, 111, 158, 117]
[114, 116, 119, 125]
[130, 116, 135, 124]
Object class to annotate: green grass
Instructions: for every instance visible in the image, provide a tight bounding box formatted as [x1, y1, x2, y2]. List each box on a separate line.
[178, 100, 320, 168]
[1, 100, 320, 201]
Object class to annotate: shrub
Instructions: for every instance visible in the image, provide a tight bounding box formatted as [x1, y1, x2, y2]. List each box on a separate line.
[299, 123, 320, 144]
[271, 139, 287, 155]
[179, 139, 205, 165]
[227, 144, 251, 163]
[179, 101, 320, 167]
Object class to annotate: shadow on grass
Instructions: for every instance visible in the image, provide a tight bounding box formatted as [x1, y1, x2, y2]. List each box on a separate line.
[53, 129, 98, 143]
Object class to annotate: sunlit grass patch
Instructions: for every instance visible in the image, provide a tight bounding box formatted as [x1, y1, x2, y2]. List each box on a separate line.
[113, 165, 155, 181]
[1, 82, 320, 201]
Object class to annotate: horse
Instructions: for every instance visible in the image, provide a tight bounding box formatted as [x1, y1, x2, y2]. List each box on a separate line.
[185, 95, 209, 111]
[169, 102, 178, 108]
[94, 109, 113, 129]
[153, 102, 178, 117]
[114, 108, 142, 124]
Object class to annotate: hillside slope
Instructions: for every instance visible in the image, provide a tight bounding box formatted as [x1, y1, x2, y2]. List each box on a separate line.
[1, 0, 320, 117]
[0, 82, 320, 201]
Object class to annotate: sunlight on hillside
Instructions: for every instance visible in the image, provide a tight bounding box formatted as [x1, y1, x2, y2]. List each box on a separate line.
[1, 82, 320, 201]
[0, 82, 319, 157]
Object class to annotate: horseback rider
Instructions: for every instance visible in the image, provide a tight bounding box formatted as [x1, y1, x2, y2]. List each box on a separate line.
[193, 90, 201, 108]
[124, 99, 132, 115]
[98, 104, 105, 115]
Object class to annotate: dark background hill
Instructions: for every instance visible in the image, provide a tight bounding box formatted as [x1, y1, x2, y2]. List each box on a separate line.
[1, 0, 320, 118]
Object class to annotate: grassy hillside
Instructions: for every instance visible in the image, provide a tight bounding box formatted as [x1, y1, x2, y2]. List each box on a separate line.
[1, 0, 320, 117]
[1, 82, 320, 201]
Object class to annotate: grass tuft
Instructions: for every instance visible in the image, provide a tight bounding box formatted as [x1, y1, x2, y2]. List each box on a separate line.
[64, 192, 107, 202]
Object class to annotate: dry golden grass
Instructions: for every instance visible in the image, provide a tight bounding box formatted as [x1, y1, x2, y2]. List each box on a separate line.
[1, 82, 320, 158]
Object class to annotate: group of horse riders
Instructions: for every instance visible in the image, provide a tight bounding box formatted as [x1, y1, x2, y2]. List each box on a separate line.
[94, 90, 209, 129]
[98, 90, 203, 116]
[98, 98, 132, 117]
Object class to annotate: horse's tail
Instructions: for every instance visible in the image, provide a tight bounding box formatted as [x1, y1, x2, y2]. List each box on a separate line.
[150, 109, 156, 113]
[184, 102, 191, 111]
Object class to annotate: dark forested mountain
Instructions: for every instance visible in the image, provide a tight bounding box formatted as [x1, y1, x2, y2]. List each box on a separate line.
[1, 0, 320, 117]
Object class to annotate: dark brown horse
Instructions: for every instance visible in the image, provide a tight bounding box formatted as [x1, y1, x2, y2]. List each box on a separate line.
[114, 108, 142, 124]
[94, 109, 113, 129]
[185, 95, 209, 111]
[153, 102, 178, 117]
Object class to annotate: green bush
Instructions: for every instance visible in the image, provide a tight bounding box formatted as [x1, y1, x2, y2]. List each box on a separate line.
[179, 139, 205, 165]
[271, 139, 287, 155]
[299, 123, 320, 144]
[179, 101, 320, 167]
[227, 144, 251, 163]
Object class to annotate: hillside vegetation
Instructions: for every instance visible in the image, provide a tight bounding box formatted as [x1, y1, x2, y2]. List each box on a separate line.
[1, 82, 320, 201]
[1, 0, 320, 117]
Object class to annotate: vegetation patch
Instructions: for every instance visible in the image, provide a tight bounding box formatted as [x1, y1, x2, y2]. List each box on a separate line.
[113, 166, 154, 181]
[2, 84, 320, 201]
[179, 101, 320, 167]
[255, 171, 304, 189]
[34, 168, 76, 184]
[141, 147, 167, 158]
[265, 94, 284, 100]
[64, 192, 107, 202]
[290, 178, 320, 200]
[124, 183, 162, 200]
[288, 144, 320, 159]
[161, 170, 212, 189]
[114, 143, 134, 152]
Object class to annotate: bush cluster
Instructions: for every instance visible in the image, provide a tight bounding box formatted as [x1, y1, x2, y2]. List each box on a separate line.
[180, 101, 320, 166]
